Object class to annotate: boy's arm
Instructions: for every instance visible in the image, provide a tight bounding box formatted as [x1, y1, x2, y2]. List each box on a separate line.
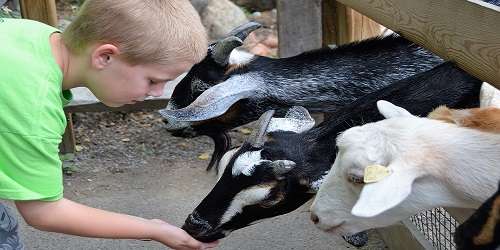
[15, 198, 217, 250]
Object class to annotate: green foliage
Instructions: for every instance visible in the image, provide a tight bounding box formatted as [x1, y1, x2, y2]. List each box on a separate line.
[71, 0, 85, 6]
[60, 153, 78, 176]
[0, 6, 20, 18]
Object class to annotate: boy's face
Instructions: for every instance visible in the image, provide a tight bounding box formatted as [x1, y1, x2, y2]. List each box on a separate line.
[87, 47, 192, 107]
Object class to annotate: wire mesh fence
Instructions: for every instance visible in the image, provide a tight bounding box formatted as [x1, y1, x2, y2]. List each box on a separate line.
[410, 207, 459, 250]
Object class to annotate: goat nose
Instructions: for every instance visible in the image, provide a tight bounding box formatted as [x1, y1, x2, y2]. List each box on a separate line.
[311, 213, 320, 224]
[182, 213, 211, 235]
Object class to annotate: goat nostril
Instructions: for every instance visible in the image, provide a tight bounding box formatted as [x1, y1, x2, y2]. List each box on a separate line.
[183, 213, 212, 235]
[311, 213, 320, 224]
[162, 119, 169, 125]
[183, 220, 202, 234]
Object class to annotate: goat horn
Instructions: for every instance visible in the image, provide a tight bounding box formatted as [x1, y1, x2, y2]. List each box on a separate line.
[212, 36, 243, 66]
[227, 21, 263, 41]
[248, 110, 275, 148]
[159, 76, 261, 122]
[211, 22, 262, 66]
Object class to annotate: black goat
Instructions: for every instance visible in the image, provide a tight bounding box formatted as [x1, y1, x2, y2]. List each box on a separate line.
[180, 62, 482, 243]
[159, 22, 444, 170]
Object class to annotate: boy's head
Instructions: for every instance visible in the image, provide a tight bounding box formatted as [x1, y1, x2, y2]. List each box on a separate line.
[62, 0, 208, 107]
[63, 0, 207, 66]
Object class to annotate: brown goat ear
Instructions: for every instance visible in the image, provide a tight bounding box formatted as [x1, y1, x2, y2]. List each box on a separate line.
[247, 110, 275, 148]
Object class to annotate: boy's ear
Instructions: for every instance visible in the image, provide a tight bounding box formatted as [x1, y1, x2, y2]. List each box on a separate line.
[91, 44, 120, 69]
[377, 100, 413, 119]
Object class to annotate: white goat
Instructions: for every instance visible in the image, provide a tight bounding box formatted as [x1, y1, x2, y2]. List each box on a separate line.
[310, 100, 500, 236]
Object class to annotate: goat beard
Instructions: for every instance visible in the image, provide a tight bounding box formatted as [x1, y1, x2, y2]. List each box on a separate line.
[206, 131, 232, 171]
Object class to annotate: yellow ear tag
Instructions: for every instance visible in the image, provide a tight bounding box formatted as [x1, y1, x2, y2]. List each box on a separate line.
[363, 165, 392, 183]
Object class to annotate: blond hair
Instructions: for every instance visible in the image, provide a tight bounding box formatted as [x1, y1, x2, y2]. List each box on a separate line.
[62, 0, 207, 65]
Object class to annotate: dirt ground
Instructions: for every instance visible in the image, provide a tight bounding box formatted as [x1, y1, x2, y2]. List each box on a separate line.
[5, 111, 387, 249]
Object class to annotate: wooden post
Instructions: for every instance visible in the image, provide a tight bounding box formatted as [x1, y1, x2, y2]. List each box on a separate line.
[277, 0, 322, 57]
[322, 1, 384, 47]
[19, 0, 57, 27]
[59, 112, 76, 154]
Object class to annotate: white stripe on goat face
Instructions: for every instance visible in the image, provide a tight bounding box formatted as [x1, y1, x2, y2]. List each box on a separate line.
[220, 186, 271, 225]
[232, 150, 269, 177]
[217, 148, 239, 180]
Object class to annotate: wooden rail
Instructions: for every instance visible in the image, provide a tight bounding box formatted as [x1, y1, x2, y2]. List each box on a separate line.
[336, 0, 500, 87]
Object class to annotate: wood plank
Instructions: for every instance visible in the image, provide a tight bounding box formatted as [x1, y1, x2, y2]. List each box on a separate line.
[19, 0, 57, 26]
[277, 0, 322, 57]
[336, 0, 500, 87]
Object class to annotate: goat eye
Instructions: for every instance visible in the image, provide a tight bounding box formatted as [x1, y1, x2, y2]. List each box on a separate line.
[347, 173, 364, 184]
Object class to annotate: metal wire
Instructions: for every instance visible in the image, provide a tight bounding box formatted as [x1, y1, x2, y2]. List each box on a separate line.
[410, 207, 459, 250]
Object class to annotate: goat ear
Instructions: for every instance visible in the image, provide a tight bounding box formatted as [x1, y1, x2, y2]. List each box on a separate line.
[480, 82, 500, 108]
[267, 106, 315, 133]
[377, 100, 412, 119]
[351, 167, 420, 218]
[158, 76, 261, 122]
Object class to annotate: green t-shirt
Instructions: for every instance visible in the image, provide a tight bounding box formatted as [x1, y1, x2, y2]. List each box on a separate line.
[0, 18, 72, 201]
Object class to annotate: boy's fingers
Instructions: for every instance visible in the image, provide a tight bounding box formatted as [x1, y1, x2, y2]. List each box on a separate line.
[200, 240, 219, 249]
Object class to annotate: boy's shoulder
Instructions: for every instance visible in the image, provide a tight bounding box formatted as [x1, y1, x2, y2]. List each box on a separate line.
[0, 17, 66, 135]
[0, 17, 57, 33]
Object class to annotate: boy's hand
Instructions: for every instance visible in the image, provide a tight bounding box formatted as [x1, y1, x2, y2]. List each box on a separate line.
[15, 199, 217, 249]
[150, 219, 218, 250]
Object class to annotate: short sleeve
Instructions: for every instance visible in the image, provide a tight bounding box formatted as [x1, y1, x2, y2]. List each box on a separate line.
[0, 132, 63, 201]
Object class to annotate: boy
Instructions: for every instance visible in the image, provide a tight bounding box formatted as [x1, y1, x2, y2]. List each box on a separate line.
[0, 0, 217, 249]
